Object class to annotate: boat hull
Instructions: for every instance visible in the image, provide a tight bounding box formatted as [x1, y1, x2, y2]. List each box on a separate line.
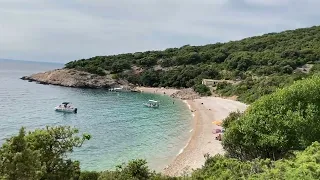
[55, 107, 77, 113]
[143, 104, 159, 108]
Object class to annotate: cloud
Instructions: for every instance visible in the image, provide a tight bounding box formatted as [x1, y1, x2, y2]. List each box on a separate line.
[0, 0, 319, 62]
[243, 0, 290, 6]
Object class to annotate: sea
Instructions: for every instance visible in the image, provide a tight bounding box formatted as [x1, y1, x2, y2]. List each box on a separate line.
[0, 59, 193, 171]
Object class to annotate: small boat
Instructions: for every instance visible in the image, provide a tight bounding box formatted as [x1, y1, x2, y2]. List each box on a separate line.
[144, 100, 159, 108]
[55, 102, 77, 113]
[109, 86, 131, 92]
[109, 87, 124, 92]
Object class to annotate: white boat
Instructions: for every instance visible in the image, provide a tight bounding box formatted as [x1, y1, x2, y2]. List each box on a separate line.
[110, 87, 124, 92]
[144, 100, 159, 108]
[55, 102, 77, 113]
[109, 86, 131, 92]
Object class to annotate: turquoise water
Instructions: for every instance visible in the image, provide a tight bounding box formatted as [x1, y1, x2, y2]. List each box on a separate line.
[0, 60, 192, 171]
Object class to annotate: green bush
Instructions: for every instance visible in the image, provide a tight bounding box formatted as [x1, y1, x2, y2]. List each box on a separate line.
[191, 142, 320, 180]
[80, 171, 100, 180]
[222, 111, 243, 129]
[0, 126, 90, 180]
[194, 84, 212, 96]
[111, 74, 119, 80]
[98, 159, 151, 180]
[251, 141, 320, 179]
[223, 75, 320, 160]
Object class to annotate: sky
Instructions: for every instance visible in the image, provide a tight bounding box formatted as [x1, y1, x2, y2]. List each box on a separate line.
[0, 0, 320, 63]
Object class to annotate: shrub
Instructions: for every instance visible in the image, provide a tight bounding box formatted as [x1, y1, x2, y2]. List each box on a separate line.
[80, 171, 100, 180]
[223, 75, 320, 160]
[222, 111, 243, 129]
[111, 74, 119, 80]
[194, 84, 212, 96]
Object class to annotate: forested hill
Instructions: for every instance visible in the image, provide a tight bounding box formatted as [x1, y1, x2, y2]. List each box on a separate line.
[65, 25, 320, 103]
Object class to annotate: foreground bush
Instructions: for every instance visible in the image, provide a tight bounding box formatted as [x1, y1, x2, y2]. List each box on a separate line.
[223, 75, 320, 160]
[2, 125, 320, 179]
[192, 142, 320, 180]
[0, 126, 90, 180]
[98, 159, 176, 180]
[80, 171, 100, 180]
[252, 141, 320, 179]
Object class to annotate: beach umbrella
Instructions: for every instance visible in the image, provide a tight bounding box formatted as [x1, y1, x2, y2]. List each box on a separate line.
[212, 120, 223, 126]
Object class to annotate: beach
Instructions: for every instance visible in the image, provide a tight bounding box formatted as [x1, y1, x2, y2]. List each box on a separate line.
[135, 87, 180, 96]
[137, 87, 248, 176]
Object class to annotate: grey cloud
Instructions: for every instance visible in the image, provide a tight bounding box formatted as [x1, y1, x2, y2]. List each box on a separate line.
[0, 0, 319, 62]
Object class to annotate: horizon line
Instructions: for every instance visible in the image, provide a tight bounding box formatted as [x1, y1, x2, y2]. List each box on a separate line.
[0, 58, 64, 65]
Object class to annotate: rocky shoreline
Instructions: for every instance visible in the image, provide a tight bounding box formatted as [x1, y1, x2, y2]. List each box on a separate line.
[21, 68, 200, 100]
[21, 68, 130, 89]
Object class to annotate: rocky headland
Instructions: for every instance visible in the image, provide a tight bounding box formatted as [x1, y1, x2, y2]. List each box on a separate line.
[21, 68, 202, 100]
[21, 68, 127, 89]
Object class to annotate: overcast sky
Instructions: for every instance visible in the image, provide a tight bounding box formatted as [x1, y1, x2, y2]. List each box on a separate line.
[0, 0, 319, 63]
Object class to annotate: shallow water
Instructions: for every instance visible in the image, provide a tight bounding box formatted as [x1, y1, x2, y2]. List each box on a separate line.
[0, 60, 192, 171]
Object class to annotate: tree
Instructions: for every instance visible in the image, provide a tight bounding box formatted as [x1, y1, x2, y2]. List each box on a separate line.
[223, 75, 320, 161]
[191, 142, 320, 180]
[0, 126, 91, 180]
[62, 25, 320, 103]
[193, 84, 211, 96]
[252, 141, 320, 180]
[80, 171, 100, 180]
[0, 127, 44, 180]
[99, 159, 153, 180]
[222, 111, 242, 129]
[26, 126, 91, 180]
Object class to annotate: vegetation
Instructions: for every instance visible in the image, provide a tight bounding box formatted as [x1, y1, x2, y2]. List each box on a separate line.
[0, 126, 90, 180]
[5, 26, 320, 179]
[222, 75, 320, 161]
[193, 84, 211, 96]
[3, 75, 320, 180]
[3, 126, 320, 180]
[192, 142, 320, 180]
[65, 25, 320, 102]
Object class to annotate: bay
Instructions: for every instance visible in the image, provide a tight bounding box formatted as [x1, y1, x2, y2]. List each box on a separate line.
[0, 60, 192, 171]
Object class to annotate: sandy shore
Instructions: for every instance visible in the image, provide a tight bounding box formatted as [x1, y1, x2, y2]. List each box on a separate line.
[137, 87, 248, 176]
[163, 97, 247, 176]
[135, 87, 180, 96]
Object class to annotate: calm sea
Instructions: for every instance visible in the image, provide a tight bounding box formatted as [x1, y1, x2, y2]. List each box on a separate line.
[0, 60, 192, 171]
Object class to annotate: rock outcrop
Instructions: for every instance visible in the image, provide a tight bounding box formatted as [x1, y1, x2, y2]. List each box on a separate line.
[170, 88, 200, 100]
[21, 69, 123, 89]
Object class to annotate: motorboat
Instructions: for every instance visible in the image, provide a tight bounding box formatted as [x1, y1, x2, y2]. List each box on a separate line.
[143, 100, 159, 108]
[109, 86, 130, 92]
[109, 87, 124, 92]
[55, 102, 77, 113]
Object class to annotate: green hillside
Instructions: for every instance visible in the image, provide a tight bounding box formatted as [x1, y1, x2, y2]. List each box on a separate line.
[65, 25, 320, 103]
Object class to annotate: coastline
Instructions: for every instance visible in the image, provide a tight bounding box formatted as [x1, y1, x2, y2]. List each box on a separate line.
[135, 87, 180, 96]
[137, 87, 248, 176]
[20, 76, 247, 175]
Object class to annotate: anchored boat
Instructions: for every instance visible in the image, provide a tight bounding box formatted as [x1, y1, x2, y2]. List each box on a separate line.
[143, 100, 159, 108]
[55, 102, 77, 113]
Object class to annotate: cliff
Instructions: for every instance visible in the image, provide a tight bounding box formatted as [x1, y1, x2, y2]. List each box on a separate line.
[21, 68, 125, 89]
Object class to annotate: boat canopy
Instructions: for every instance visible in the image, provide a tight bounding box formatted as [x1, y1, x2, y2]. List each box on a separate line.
[148, 100, 158, 103]
[62, 102, 71, 105]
